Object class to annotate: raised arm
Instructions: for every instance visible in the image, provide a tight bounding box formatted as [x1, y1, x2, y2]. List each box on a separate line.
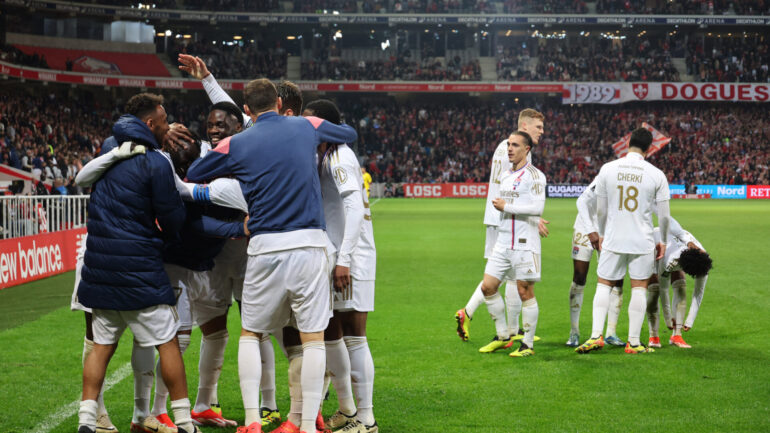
[179, 54, 250, 128]
[185, 178, 248, 213]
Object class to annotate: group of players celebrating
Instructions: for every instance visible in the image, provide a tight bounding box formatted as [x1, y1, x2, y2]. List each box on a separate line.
[73, 55, 378, 433]
[455, 109, 713, 356]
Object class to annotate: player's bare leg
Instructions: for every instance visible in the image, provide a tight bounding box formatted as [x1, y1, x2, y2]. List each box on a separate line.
[510, 281, 537, 357]
[478, 275, 510, 352]
[340, 311, 377, 431]
[153, 329, 191, 425]
[81, 313, 116, 433]
[567, 260, 589, 346]
[80, 342, 118, 433]
[281, 326, 304, 431]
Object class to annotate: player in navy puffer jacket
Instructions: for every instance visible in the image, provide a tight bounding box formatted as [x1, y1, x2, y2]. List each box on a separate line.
[78, 112, 186, 311]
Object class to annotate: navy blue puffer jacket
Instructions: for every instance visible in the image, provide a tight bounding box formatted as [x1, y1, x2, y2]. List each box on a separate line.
[78, 115, 186, 310]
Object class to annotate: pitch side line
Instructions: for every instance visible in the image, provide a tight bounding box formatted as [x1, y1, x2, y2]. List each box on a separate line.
[370, 198, 381, 207]
[35, 362, 133, 432]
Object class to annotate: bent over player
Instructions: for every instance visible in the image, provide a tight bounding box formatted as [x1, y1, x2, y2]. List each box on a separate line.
[647, 218, 712, 348]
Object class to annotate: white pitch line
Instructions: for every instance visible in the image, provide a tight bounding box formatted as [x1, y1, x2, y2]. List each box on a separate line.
[34, 362, 133, 433]
[370, 198, 381, 207]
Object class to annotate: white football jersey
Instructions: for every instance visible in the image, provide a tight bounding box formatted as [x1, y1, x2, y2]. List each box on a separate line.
[596, 152, 670, 254]
[483, 140, 511, 227]
[495, 163, 546, 253]
[573, 178, 599, 233]
[320, 144, 376, 281]
[654, 226, 705, 275]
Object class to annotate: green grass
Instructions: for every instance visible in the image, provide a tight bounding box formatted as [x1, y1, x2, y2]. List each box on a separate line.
[1, 198, 769, 433]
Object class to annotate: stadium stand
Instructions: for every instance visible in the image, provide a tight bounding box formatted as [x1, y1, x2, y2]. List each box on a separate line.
[687, 36, 770, 82]
[2, 89, 767, 193]
[10, 45, 170, 76]
[301, 57, 481, 81]
[172, 40, 288, 80]
[74, 0, 770, 14]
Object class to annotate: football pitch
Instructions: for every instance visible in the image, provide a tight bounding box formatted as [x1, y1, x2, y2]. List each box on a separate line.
[1, 198, 769, 433]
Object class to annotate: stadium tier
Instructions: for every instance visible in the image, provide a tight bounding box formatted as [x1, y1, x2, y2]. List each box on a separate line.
[10, 45, 170, 77]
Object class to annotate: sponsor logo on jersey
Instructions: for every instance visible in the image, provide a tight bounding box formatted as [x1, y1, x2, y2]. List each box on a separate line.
[333, 167, 348, 185]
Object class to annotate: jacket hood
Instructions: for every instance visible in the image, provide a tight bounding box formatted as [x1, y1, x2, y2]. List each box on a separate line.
[112, 115, 161, 149]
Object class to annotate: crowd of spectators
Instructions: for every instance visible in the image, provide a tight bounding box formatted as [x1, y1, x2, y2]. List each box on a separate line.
[0, 44, 49, 70]
[596, 0, 770, 15]
[90, 0, 770, 14]
[687, 36, 770, 82]
[302, 56, 481, 81]
[499, 37, 681, 82]
[344, 100, 768, 186]
[2, 92, 767, 198]
[172, 40, 287, 80]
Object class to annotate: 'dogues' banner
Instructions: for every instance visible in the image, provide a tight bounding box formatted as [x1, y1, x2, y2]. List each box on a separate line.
[404, 183, 487, 198]
[563, 82, 770, 104]
[0, 228, 86, 289]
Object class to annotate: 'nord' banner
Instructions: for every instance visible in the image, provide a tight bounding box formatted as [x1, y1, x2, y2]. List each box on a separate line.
[404, 183, 487, 198]
[563, 82, 770, 104]
[0, 228, 86, 289]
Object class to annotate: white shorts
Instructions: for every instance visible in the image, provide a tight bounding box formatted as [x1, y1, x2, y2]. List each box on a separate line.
[242, 247, 332, 334]
[214, 238, 248, 301]
[70, 249, 90, 313]
[597, 249, 655, 281]
[571, 229, 595, 262]
[164, 264, 198, 330]
[484, 246, 541, 282]
[70, 236, 90, 312]
[484, 225, 498, 259]
[166, 263, 229, 327]
[333, 279, 375, 312]
[92, 304, 179, 348]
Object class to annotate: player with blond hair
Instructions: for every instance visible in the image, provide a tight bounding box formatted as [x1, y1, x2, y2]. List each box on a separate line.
[455, 108, 546, 349]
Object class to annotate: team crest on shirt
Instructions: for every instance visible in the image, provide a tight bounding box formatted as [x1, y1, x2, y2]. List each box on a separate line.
[531, 183, 543, 195]
[333, 167, 348, 185]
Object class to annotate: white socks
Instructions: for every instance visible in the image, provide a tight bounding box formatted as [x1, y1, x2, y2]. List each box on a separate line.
[259, 335, 277, 411]
[286, 345, 303, 426]
[326, 338, 356, 415]
[646, 283, 661, 338]
[504, 281, 522, 336]
[300, 341, 326, 433]
[78, 399, 98, 430]
[194, 329, 228, 413]
[238, 335, 261, 425]
[170, 398, 193, 432]
[464, 281, 485, 319]
[627, 287, 647, 346]
[484, 293, 508, 340]
[152, 334, 190, 415]
[591, 283, 611, 338]
[131, 342, 155, 423]
[345, 336, 375, 426]
[569, 282, 584, 335]
[521, 298, 538, 347]
[672, 279, 687, 336]
[606, 286, 623, 337]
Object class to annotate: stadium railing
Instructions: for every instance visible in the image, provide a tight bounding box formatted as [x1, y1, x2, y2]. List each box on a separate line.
[0, 195, 89, 240]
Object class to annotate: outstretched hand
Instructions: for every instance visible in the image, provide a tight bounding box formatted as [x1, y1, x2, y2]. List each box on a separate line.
[178, 54, 210, 80]
[538, 218, 550, 238]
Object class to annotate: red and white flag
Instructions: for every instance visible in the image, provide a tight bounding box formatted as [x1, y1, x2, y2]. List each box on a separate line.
[610, 123, 671, 158]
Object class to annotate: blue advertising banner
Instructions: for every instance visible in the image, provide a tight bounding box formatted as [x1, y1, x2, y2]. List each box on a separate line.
[695, 184, 747, 199]
[669, 184, 685, 195]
